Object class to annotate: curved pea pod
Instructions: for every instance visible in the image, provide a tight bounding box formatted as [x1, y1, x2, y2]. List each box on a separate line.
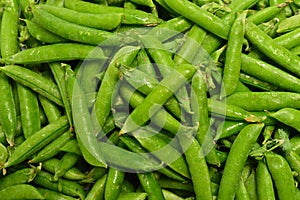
[256, 160, 276, 200]
[32, 7, 116, 46]
[3, 43, 107, 65]
[0, 65, 63, 106]
[269, 108, 300, 132]
[218, 123, 264, 200]
[59, 139, 82, 155]
[0, 184, 44, 200]
[285, 151, 300, 182]
[85, 174, 107, 200]
[37, 187, 77, 200]
[277, 15, 300, 33]
[53, 152, 81, 181]
[24, 19, 69, 43]
[64, 0, 162, 25]
[33, 170, 86, 199]
[208, 99, 267, 122]
[265, 152, 296, 200]
[38, 5, 123, 30]
[4, 115, 69, 168]
[0, 167, 39, 190]
[216, 120, 247, 139]
[227, 92, 300, 111]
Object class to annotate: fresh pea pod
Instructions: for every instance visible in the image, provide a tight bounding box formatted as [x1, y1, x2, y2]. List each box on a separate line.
[64, 0, 162, 25]
[256, 160, 276, 200]
[4, 115, 69, 168]
[105, 166, 125, 200]
[24, 19, 69, 43]
[85, 174, 107, 200]
[0, 143, 7, 163]
[0, 167, 39, 190]
[38, 94, 61, 123]
[0, 184, 44, 200]
[285, 151, 300, 182]
[3, 43, 107, 65]
[218, 123, 264, 200]
[37, 187, 77, 200]
[118, 192, 148, 200]
[265, 152, 296, 200]
[53, 152, 81, 181]
[277, 15, 300, 33]
[59, 139, 82, 156]
[269, 108, 300, 132]
[0, 65, 63, 106]
[17, 83, 40, 139]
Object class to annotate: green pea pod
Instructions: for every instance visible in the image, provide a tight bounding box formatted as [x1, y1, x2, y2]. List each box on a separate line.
[247, 4, 285, 24]
[17, 83, 40, 139]
[285, 151, 300, 182]
[37, 187, 78, 200]
[218, 123, 264, 200]
[208, 99, 266, 122]
[269, 108, 300, 132]
[30, 130, 73, 163]
[274, 27, 300, 49]
[245, 21, 300, 77]
[53, 152, 81, 181]
[38, 5, 123, 30]
[216, 120, 247, 139]
[64, 0, 162, 25]
[265, 152, 296, 200]
[38, 96, 62, 123]
[0, 167, 39, 190]
[42, 157, 87, 181]
[94, 46, 140, 128]
[236, 178, 250, 200]
[85, 174, 107, 200]
[50, 62, 73, 127]
[4, 115, 69, 168]
[0, 143, 7, 163]
[120, 64, 197, 134]
[221, 12, 246, 98]
[105, 166, 125, 200]
[162, 189, 185, 200]
[290, 136, 300, 154]
[59, 139, 82, 155]
[83, 167, 107, 183]
[239, 73, 279, 91]
[227, 91, 300, 111]
[0, 65, 63, 106]
[24, 19, 69, 43]
[118, 192, 148, 200]
[33, 170, 86, 199]
[4, 43, 107, 65]
[185, 138, 212, 200]
[256, 160, 276, 200]
[32, 7, 116, 46]
[277, 15, 300, 33]
[244, 170, 258, 200]
[17, 0, 34, 20]
[164, 0, 230, 39]
[0, 184, 44, 200]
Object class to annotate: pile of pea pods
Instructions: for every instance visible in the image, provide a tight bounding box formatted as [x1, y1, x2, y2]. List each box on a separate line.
[1, 0, 300, 199]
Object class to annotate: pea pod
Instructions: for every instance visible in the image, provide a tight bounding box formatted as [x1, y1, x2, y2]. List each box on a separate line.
[0, 65, 63, 106]
[218, 123, 264, 200]
[4, 115, 69, 168]
[0, 184, 44, 200]
[37, 187, 77, 200]
[265, 152, 296, 200]
[53, 152, 81, 181]
[85, 174, 107, 200]
[269, 108, 300, 132]
[256, 160, 276, 200]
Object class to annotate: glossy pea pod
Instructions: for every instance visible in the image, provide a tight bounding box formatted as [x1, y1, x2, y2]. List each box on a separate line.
[33, 170, 86, 200]
[284, 151, 300, 182]
[17, 83, 40, 139]
[4, 115, 69, 168]
[240, 54, 300, 93]
[30, 130, 73, 163]
[216, 120, 248, 139]
[265, 152, 296, 200]
[218, 123, 264, 200]
[32, 7, 117, 46]
[277, 15, 300, 33]
[0, 0, 19, 146]
[42, 157, 87, 181]
[53, 152, 81, 181]
[3, 43, 107, 65]
[24, 19, 69, 43]
[85, 174, 107, 200]
[50, 62, 73, 127]
[38, 4, 123, 31]
[256, 160, 276, 200]
[37, 187, 77, 200]
[191, 72, 221, 166]
[239, 73, 279, 91]
[0, 184, 44, 200]
[0, 167, 38, 190]
[0, 65, 63, 106]
[16, 0, 34, 20]
[245, 20, 300, 77]
[38, 94, 61, 123]
[120, 63, 197, 134]
[64, 0, 162, 25]
[244, 169, 258, 200]
[221, 12, 246, 98]
[59, 139, 82, 156]
[269, 108, 300, 132]
[94, 46, 139, 129]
